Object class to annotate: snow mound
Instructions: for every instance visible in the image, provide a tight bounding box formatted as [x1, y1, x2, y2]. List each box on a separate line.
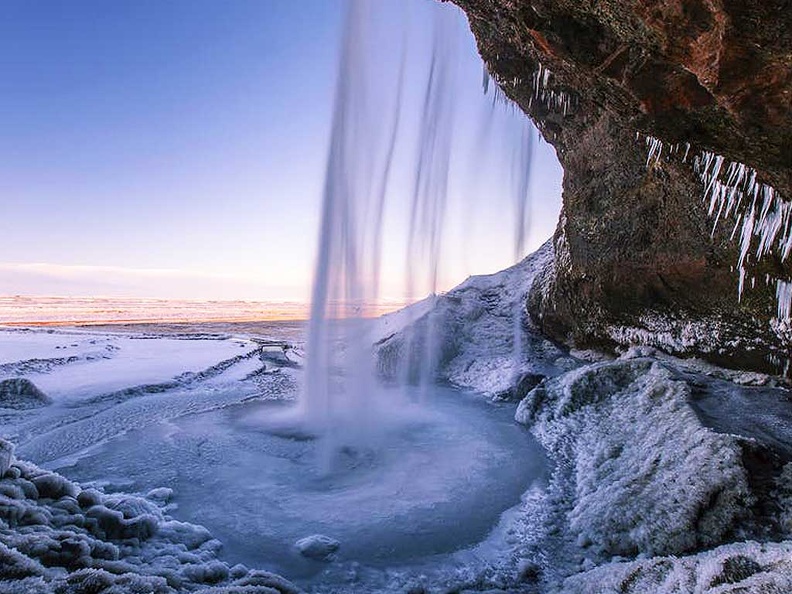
[0, 438, 299, 594]
[374, 240, 568, 395]
[0, 379, 51, 410]
[561, 540, 792, 594]
[294, 535, 340, 561]
[518, 359, 753, 560]
[515, 356, 792, 590]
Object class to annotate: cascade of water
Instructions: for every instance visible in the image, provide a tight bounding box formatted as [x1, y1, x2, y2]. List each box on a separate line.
[301, 0, 405, 459]
[511, 119, 536, 379]
[480, 68, 539, 385]
[300, 0, 541, 448]
[399, 13, 459, 389]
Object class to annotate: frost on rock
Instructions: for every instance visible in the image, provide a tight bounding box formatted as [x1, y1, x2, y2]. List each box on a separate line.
[515, 356, 792, 592]
[294, 535, 340, 561]
[0, 438, 300, 594]
[561, 541, 792, 594]
[517, 359, 753, 560]
[0, 378, 52, 410]
[604, 310, 789, 376]
[374, 240, 568, 396]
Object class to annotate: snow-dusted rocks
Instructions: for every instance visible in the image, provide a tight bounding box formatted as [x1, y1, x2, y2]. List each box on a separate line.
[374, 241, 567, 395]
[561, 540, 792, 594]
[295, 534, 340, 561]
[517, 359, 753, 559]
[0, 437, 300, 594]
[516, 356, 792, 592]
[0, 378, 51, 410]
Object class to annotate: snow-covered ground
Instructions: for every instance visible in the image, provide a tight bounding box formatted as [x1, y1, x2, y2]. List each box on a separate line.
[0, 328, 257, 403]
[0, 321, 549, 593]
[3, 242, 792, 594]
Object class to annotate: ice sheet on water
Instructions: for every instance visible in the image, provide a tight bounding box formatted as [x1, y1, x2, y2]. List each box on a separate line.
[57, 384, 545, 586]
[0, 328, 259, 404]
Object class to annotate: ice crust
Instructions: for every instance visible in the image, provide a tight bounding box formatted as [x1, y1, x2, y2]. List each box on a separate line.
[374, 240, 567, 396]
[0, 437, 300, 594]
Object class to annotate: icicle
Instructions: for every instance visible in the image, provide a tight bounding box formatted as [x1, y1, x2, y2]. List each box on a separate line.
[776, 280, 792, 321]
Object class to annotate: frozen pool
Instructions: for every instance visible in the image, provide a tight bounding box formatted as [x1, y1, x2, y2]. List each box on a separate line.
[55, 384, 546, 588]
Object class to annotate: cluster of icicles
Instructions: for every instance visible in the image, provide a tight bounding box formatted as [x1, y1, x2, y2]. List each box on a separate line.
[483, 62, 576, 116]
[641, 133, 792, 323]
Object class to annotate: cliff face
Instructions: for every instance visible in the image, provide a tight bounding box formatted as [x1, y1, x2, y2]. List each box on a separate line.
[450, 0, 792, 372]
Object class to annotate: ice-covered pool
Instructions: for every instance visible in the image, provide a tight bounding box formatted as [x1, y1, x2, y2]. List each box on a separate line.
[56, 385, 546, 587]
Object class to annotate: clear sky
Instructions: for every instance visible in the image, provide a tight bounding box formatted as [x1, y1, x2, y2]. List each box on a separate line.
[0, 0, 562, 303]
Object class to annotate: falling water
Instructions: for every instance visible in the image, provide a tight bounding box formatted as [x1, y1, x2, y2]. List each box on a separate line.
[300, 0, 405, 459]
[298, 0, 541, 459]
[400, 14, 459, 390]
[479, 69, 539, 386]
[510, 119, 536, 380]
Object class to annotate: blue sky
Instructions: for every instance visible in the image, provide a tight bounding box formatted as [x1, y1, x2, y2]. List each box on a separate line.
[0, 0, 562, 302]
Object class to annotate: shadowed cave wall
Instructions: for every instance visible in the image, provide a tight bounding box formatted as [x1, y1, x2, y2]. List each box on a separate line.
[449, 0, 792, 373]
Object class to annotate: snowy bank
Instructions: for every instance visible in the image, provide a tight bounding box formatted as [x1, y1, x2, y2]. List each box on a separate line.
[374, 240, 569, 396]
[0, 437, 300, 594]
[516, 354, 792, 592]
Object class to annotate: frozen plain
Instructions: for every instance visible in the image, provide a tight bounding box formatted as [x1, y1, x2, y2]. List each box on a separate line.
[0, 319, 547, 593]
[2, 243, 792, 593]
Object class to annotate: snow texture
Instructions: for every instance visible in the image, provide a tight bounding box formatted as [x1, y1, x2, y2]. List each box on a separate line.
[517, 359, 752, 559]
[0, 437, 300, 594]
[515, 354, 792, 592]
[374, 240, 568, 396]
[562, 540, 792, 594]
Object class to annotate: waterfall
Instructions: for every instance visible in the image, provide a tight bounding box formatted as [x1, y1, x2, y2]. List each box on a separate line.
[511, 119, 536, 382]
[296, 0, 540, 462]
[301, 0, 405, 458]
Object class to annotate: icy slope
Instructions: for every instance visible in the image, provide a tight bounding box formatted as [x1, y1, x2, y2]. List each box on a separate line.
[515, 352, 792, 593]
[375, 240, 569, 396]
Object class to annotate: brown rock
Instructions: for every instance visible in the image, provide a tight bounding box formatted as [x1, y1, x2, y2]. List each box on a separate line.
[450, 0, 792, 372]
